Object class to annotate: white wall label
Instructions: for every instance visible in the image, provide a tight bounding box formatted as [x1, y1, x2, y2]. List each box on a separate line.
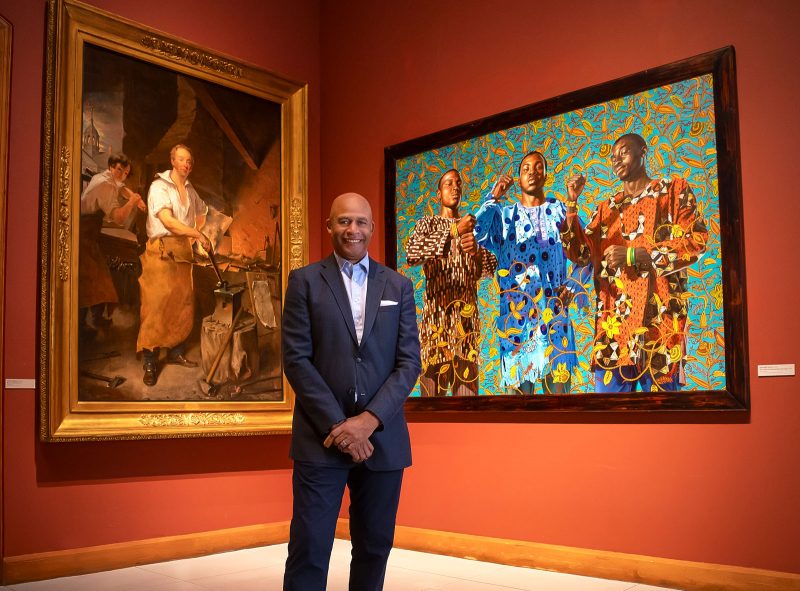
[5, 378, 37, 389]
[757, 364, 796, 377]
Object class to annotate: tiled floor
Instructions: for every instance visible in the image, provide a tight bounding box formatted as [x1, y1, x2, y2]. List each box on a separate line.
[3, 540, 678, 590]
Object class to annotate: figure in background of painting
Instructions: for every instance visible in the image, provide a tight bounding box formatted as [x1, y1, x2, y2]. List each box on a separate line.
[561, 133, 708, 392]
[137, 144, 211, 386]
[406, 169, 497, 396]
[79, 152, 145, 336]
[475, 151, 590, 394]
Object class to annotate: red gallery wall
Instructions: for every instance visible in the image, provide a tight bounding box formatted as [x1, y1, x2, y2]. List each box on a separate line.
[2, 0, 321, 557]
[319, 0, 800, 576]
[2, 0, 800, 579]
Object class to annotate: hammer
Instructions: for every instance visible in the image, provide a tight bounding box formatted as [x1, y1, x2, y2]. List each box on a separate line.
[80, 370, 125, 389]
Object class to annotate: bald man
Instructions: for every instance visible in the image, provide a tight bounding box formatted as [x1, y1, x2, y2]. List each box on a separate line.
[282, 193, 421, 591]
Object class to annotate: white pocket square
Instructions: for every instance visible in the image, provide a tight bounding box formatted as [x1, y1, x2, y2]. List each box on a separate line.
[380, 300, 399, 306]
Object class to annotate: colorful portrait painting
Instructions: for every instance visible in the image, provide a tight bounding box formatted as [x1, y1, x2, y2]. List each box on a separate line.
[386, 48, 748, 412]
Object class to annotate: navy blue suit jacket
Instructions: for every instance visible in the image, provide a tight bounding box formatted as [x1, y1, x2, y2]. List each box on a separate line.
[282, 254, 421, 471]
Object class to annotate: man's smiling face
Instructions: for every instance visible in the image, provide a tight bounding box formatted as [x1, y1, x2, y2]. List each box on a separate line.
[327, 193, 375, 263]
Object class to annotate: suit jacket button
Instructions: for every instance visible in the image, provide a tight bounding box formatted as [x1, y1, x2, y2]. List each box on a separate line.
[355, 356, 362, 363]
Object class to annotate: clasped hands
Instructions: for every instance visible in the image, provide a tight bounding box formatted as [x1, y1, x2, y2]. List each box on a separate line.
[323, 412, 380, 463]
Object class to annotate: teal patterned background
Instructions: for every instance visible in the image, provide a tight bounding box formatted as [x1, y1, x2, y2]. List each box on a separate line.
[395, 74, 726, 395]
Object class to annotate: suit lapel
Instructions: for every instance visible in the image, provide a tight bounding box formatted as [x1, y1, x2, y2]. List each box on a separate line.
[319, 254, 358, 345]
[360, 258, 387, 347]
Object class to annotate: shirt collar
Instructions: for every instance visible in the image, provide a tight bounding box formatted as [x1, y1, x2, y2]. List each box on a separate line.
[334, 252, 370, 274]
[610, 178, 664, 208]
[156, 169, 193, 188]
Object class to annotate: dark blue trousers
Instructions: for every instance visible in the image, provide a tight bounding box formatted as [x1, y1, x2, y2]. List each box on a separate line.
[283, 461, 404, 591]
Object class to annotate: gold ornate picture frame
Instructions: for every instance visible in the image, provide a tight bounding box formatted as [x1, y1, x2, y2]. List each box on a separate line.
[40, 0, 307, 440]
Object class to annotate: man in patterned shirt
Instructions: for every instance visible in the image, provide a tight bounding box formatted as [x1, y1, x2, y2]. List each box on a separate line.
[562, 133, 708, 392]
[476, 152, 588, 394]
[406, 169, 497, 396]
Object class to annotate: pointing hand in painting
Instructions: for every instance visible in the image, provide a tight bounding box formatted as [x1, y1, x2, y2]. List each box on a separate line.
[491, 174, 514, 200]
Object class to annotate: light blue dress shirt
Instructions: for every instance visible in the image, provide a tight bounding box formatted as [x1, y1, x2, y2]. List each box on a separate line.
[334, 252, 369, 343]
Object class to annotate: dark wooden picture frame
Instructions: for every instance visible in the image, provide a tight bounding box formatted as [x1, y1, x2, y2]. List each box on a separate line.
[386, 47, 748, 413]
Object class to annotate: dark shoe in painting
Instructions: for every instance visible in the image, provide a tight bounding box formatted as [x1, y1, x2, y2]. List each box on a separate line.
[143, 360, 158, 386]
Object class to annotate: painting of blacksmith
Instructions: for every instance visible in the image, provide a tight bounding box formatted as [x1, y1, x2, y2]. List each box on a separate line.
[77, 43, 282, 402]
